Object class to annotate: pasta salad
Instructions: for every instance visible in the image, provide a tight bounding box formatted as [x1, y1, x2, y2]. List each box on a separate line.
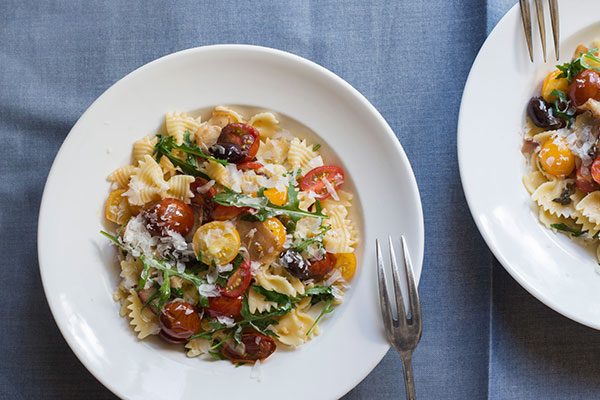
[102, 106, 358, 364]
[523, 42, 600, 262]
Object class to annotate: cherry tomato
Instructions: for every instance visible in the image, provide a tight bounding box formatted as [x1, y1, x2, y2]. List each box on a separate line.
[591, 158, 600, 185]
[222, 258, 252, 298]
[192, 221, 241, 266]
[221, 333, 277, 364]
[335, 253, 357, 281]
[308, 252, 337, 280]
[143, 198, 195, 236]
[190, 177, 216, 207]
[542, 70, 568, 103]
[212, 204, 250, 220]
[159, 301, 201, 342]
[537, 136, 575, 177]
[300, 165, 345, 200]
[264, 217, 286, 246]
[237, 161, 264, 171]
[218, 123, 260, 163]
[263, 188, 288, 206]
[577, 165, 600, 192]
[568, 70, 600, 108]
[205, 295, 243, 319]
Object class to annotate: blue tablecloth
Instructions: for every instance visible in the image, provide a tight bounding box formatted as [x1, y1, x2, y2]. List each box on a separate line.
[3, 0, 600, 398]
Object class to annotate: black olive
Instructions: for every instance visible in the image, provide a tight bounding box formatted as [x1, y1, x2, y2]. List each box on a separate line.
[527, 96, 566, 129]
[279, 249, 309, 278]
[209, 142, 244, 163]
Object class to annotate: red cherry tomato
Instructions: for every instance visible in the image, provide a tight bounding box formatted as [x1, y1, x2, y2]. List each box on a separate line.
[218, 123, 260, 163]
[308, 252, 337, 280]
[190, 177, 216, 206]
[205, 295, 243, 319]
[568, 70, 600, 108]
[577, 165, 600, 192]
[221, 333, 277, 364]
[300, 166, 345, 200]
[222, 258, 252, 298]
[158, 301, 201, 342]
[143, 198, 195, 236]
[237, 161, 264, 171]
[591, 158, 600, 185]
[212, 204, 250, 221]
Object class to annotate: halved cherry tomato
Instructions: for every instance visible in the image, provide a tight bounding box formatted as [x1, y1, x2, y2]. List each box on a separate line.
[222, 258, 252, 298]
[541, 70, 568, 103]
[190, 177, 216, 207]
[212, 204, 250, 221]
[205, 295, 243, 319]
[591, 158, 600, 185]
[143, 198, 195, 236]
[218, 123, 260, 163]
[308, 252, 337, 280]
[263, 188, 288, 206]
[158, 301, 201, 343]
[569, 70, 600, 108]
[334, 253, 357, 281]
[237, 161, 263, 171]
[577, 165, 600, 192]
[300, 165, 345, 200]
[264, 217, 286, 246]
[192, 221, 241, 265]
[221, 333, 277, 364]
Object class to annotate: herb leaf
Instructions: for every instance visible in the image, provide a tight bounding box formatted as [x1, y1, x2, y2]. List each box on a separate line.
[152, 134, 222, 180]
[550, 223, 588, 237]
[292, 225, 331, 252]
[212, 182, 328, 223]
[306, 298, 334, 336]
[556, 48, 600, 82]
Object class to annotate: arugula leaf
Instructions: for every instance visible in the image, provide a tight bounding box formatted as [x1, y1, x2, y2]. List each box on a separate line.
[152, 134, 220, 180]
[312, 144, 321, 151]
[550, 223, 588, 237]
[208, 350, 226, 360]
[550, 89, 576, 124]
[212, 182, 328, 224]
[556, 48, 600, 82]
[157, 269, 171, 311]
[171, 287, 184, 299]
[306, 298, 334, 336]
[251, 285, 294, 305]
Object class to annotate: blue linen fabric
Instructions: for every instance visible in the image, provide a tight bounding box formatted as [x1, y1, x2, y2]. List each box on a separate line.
[2, 0, 600, 399]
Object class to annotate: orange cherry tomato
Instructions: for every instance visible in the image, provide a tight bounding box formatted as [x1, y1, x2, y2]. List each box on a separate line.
[264, 217, 286, 246]
[335, 253, 357, 281]
[263, 188, 288, 206]
[537, 136, 575, 177]
[541, 70, 568, 103]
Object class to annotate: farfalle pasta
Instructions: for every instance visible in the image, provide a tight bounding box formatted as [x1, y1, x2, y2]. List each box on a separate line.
[523, 42, 600, 262]
[102, 106, 359, 364]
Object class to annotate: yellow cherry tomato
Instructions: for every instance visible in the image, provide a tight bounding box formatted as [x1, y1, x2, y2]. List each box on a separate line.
[192, 221, 240, 265]
[537, 136, 575, 177]
[335, 253, 357, 281]
[263, 188, 288, 206]
[264, 217, 286, 246]
[105, 188, 132, 224]
[541, 70, 568, 103]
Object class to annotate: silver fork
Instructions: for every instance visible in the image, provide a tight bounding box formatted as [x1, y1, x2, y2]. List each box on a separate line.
[519, 0, 560, 62]
[376, 236, 422, 400]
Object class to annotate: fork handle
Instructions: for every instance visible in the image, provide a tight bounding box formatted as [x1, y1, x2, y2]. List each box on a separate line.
[401, 352, 416, 400]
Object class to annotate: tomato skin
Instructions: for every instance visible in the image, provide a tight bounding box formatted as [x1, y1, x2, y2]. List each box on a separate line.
[300, 165, 345, 200]
[591, 158, 600, 185]
[218, 123, 260, 163]
[190, 177, 216, 206]
[222, 258, 252, 298]
[308, 253, 337, 280]
[577, 165, 600, 192]
[222, 333, 277, 364]
[205, 295, 243, 319]
[211, 204, 250, 220]
[237, 161, 263, 171]
[159, 302, 201, 342]
[568, 70, 600, 108]
[143, 198, 195, 236]
[537, 136, 575, 177]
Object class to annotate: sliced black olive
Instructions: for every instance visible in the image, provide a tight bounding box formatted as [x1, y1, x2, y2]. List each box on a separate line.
[527, 96, 566, 130]
[279, 249, 309, 279]
[209, 142, 244, 163]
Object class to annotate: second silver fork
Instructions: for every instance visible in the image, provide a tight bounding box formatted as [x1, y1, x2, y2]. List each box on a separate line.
[376, 236, 422, 400]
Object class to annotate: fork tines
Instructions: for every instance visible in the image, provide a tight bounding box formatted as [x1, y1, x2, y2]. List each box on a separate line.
[519, 0, 559, 62]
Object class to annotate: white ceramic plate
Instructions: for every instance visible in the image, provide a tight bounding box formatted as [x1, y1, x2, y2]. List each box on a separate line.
[38, 45, 424, 399]
[459, 0, 600, 329]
